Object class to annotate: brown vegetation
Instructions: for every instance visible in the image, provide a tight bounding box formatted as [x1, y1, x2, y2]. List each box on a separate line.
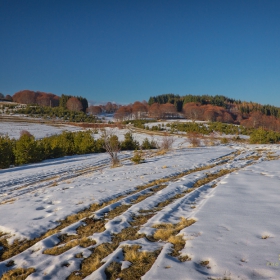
[66, 97, 83, 112]
[12, 90, 59, 106]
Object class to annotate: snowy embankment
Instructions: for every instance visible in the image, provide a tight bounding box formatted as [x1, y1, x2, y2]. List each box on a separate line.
[0, 138, 279, 279]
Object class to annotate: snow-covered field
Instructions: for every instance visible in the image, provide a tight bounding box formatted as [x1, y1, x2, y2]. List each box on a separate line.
[0, 121, 280, 280]
[0, 121, 83, 139]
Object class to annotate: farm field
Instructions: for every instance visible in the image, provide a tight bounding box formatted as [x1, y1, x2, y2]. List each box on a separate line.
[0, 124, 280, 280]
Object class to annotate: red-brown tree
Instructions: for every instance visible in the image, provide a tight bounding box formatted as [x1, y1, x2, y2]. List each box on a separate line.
[132, 101, 147, 119]
[66, 97, 83, 111]
[87, 105, 102, 115]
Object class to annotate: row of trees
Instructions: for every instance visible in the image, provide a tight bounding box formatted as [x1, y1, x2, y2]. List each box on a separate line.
[16, 105, 98, 122]
[114, 101, 237, 123]
[146, 94, 280, 132]
[10, 90, 89, 113]
[114, 101, 178, 121]
[87, 102, 121, 115]
[148, 94, 238, 109]
[4, 90, 122, 115]
[0, 93, 13, 102]
[0, 131, 157, 169]
[148, 93, 280, 119]
[12, 90, 60, 107]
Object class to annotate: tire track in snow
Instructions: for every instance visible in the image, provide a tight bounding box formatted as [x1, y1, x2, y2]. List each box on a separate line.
[0, 148, 268, 279]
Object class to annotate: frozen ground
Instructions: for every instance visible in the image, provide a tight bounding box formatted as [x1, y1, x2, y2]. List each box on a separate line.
[0, 123, 280, 279]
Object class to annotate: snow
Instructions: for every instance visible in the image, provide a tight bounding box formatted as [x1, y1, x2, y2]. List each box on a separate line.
[0, 121, 83, 139]
[144, 159, 280, 280]
[0, 121, 280, 279]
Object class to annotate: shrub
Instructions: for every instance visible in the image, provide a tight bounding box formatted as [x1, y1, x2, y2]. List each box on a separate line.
[160, 133, 175, 150]
[221, 137, 229, 144]
[14, 133, 42, 165]
[101, 129, 121, 167]
[250, 128, 280, 144]
[188, 132, 201, 147]
[121, 132, 139, 150]
[0, 136, 15, 168]
[20, 130, 33, 138]
[131, 150, 145, 164]
[141, 138, 158, 150]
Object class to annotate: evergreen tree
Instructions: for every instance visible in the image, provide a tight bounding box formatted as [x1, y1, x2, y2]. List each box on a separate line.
[121, 132, 139, 150]
[0, 136, 15, 168]
[14, 134, 42, 165]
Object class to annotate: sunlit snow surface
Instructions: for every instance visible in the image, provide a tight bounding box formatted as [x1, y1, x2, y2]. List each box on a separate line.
[0, 121, 82, 139]
[0, 121, 279, 280]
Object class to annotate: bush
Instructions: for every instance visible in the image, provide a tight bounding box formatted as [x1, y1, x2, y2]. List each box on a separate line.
[249, 128, 280, 144]
[121, 132, 139, 150]
[131, 150, 145, 164]
[14, 133, 42, 165]
[101, 129, 121, 167]
[221, 137, 229, 144]
[188, 132, 201, 147]
[160, 134, 175, 150]
[141, 138, 158, 150]
[0, 136, 15, 168]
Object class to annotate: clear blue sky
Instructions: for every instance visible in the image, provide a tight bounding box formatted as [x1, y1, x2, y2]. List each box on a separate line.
[1, 0, 280, 106]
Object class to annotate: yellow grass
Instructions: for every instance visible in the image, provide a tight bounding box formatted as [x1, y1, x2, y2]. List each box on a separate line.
[1, 268, 35, 280]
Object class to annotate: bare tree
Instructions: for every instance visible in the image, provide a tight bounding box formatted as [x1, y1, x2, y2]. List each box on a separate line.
[188, 132, 201, 147]
[66, 97, 83, 111]
[160, 133, 175, 150]
[114, 106, 132, 121]
[87, 105, 102, 115]
[132, 101, 148, 119]
[101, 129, 121, 167]
[5, 95, 13, 101]
[160, 103, 177, 119]
[149, 103, 161, 119]
[13, 90, 37, 104]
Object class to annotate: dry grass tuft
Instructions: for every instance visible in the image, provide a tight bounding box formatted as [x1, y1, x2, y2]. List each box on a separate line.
[265, 152, 280, 161]
[156, 194, 184, 209]
[1, 267, 35, 280]
[104, 261, 122, 280]
[193, 169, 236, 189]
[200, 260, 210, 267]
[154, 227, 174, 241]
[44, 237, 96, 255]
[153, 218, 195, 260]
[261, 235, 270, 239]
[118, 245, 161, 280]
[122, 245, 142, 262]
[168, 235, 186, 257]
[75, 252, 83, 258]
[106, 204, 131, 219]
[6, 260, 15, 267]
[68, 221, 146, 279]
[179, 254, 191, 262]
[155, 149, 167, 156]
[76, 218, 105, 237]
[129, 214, 155, 227]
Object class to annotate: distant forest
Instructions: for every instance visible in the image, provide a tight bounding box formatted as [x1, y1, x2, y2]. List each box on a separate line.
[148, 93, 280, 118]
[2, 90, 280, 132]
[1, 90, 121, 114]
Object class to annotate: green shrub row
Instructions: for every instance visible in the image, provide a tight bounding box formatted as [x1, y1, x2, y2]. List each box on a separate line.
[14, 105, 98, 123]
[249, 128, 280, 144]
[0, 131, 157, 169]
